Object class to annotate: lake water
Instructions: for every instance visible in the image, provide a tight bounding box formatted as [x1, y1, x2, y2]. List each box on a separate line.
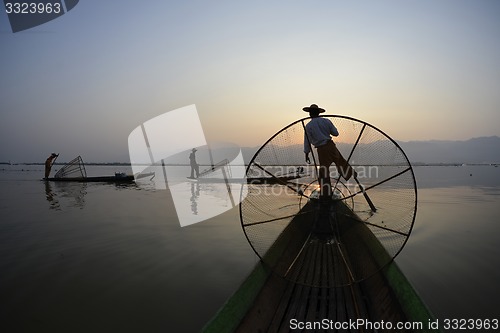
[0, 164, 499, 332]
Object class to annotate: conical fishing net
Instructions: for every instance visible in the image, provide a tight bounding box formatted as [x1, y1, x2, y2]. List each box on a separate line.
[54, 156, 87, 178]
[240, 116, 417, 287]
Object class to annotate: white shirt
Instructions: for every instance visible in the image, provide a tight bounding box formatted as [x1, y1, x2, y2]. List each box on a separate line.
[303, 117, 339, 154]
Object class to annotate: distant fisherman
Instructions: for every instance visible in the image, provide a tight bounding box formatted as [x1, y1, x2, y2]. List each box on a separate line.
[44, 153, 59, 179]
[189, 148, 199, 179]
[302, 104, 356, 199]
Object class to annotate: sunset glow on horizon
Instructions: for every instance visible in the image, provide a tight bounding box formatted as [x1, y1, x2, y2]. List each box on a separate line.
[1, 1, 499, 162]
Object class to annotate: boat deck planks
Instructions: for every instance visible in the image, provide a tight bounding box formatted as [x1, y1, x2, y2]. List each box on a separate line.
[205, 201, 436, 333]
[235, 202, 409, 333]
[236, 243, 407, 332]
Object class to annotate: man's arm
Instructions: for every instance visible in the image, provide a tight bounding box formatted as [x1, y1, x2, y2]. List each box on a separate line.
[329, 121, 339, 137]
[304, 134, 311, 153]
[50, 155, 59, 163]
[304, 133, 311, 164]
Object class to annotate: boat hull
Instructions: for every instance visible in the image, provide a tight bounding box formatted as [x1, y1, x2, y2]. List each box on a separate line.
[44, 175, 135, 183]
[184, 176, 303, 184]
[203, 201, 438, 333]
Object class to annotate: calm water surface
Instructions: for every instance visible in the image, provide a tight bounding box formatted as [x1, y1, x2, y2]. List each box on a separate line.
[0, 164, 499, 332]
[400, 166, 500, 324]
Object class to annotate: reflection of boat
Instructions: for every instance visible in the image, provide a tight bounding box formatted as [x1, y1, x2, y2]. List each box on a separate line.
[44, 178, 87, 210]
[203, 201, 436, 333]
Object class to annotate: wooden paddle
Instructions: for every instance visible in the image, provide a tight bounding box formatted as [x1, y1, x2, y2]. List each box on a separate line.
[354, 175, 377, 212]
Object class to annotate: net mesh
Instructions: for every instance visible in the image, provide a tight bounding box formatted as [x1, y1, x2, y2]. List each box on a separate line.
[240, 116, 417, 287]
[54, 156, 87, 178]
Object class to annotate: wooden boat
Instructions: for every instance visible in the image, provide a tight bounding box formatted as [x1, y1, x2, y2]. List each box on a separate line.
[202, 200, 437, 333]
[186, 175, 306, 184]
[44, 175, 135, 183]
[202, 115, 436, 332]
[246, 174, 308, 185]
[44, 155, 154, 183]
[44, 172, 155, 183]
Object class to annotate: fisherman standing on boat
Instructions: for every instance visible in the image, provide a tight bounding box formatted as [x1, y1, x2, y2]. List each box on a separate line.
[303, 104, 356, 199]
[189, 148, 199, 179]
[44, 153, 59, 179]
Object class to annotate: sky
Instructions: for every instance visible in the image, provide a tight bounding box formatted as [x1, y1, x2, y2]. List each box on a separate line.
[1, 0, 500, 163]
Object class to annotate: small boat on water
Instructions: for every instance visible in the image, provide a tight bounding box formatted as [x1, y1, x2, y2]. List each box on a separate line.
[45, 174, 137, 183]
[186, 174, 307, 185]
[43, 155, 154, 183]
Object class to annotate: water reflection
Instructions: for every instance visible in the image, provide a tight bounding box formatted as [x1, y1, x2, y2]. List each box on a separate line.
[170, 181, 243, 227]
[44, 181, 60, 210]
[190, 182, 200, 215]
[43, 181, 87, 210]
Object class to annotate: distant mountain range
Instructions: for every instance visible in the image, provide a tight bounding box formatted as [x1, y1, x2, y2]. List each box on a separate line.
[398, 136, 500, 164]
[3, 136, 498, 166]
[238, 136, 500, 165]
[236, 136, 500, 166]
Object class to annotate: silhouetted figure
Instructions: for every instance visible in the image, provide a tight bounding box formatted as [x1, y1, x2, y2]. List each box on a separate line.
[189, 148, 199, 178]
[296, 166, 304, 177]
[44, 153, 59, 179]
[303, 104, 356, 199]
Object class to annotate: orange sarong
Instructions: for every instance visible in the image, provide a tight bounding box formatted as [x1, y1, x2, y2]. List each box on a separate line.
[316, 141, 355, 198]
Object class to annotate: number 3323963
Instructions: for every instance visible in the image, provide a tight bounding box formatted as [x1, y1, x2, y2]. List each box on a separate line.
[5, 2, 62, 14]
[443, 318, 498, 330]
